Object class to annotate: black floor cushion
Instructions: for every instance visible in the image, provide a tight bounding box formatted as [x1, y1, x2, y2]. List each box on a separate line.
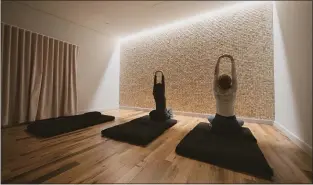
[26, 112, 115, 138]
[175, 122, 274, 180]
[101, 115, 177, 146]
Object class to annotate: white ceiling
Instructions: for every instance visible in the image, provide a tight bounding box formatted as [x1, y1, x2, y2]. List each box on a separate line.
[15, 1, 240, 38]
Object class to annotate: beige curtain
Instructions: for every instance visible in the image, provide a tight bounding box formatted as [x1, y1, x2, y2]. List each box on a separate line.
[1, 23, 78, 126]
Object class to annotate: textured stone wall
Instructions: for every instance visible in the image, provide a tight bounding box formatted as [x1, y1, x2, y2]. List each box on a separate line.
[120, 2, 274, 120]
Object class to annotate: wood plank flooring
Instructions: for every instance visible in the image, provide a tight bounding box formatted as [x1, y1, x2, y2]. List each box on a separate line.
[1, 109, 312, 183]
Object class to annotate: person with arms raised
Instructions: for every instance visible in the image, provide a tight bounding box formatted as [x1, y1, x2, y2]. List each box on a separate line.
[209, 54, 244, 135]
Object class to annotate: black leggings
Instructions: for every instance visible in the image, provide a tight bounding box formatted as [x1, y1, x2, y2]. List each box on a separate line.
[210, 114, 243, 135]
[208, 114, 244, 126]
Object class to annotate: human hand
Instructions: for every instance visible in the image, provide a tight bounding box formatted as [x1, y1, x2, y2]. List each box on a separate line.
[218, 54, 234, 62]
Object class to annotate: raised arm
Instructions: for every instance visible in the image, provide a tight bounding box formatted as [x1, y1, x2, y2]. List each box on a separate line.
[213, 57, 222, 91]
[215, 54, 238, 91]
[230, 56, 237, 91]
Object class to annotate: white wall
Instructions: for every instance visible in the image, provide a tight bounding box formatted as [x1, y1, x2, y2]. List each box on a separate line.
[1, 1, 120, 113]
[273, 1, 312, 155]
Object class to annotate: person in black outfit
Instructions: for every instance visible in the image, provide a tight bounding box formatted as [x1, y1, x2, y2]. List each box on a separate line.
[149, 71, 172, 121]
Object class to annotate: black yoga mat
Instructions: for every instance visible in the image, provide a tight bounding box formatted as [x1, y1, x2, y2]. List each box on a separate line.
[175, 122, 274, 180]
[26, 112, 115, 138]
[101, 115, 177, 146]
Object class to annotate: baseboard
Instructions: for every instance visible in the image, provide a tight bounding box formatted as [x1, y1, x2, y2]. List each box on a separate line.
[274, 121, 312, 157]
[1, 123, 27, 129]
[120, 106, 273, 125]
[77, 107, 119, 114]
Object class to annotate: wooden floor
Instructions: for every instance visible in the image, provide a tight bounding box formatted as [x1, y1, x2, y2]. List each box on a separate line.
[1, 109, 312, 184]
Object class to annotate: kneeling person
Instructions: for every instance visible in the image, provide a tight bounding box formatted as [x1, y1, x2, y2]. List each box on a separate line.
[149, 71, 173, 121]
[210, 54, 244, 135]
